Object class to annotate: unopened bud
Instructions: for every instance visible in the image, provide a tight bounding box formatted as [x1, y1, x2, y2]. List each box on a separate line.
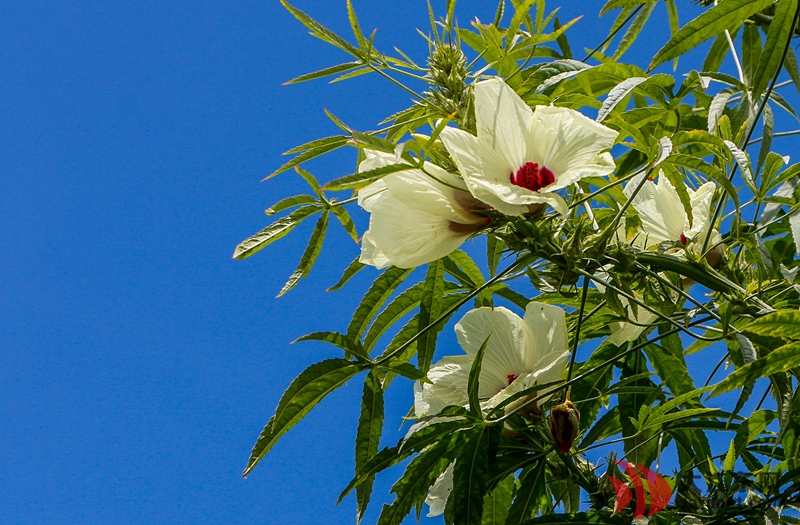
[549, 400, 580, 454]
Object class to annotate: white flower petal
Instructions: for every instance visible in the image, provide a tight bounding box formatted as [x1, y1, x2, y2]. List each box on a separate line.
[529, 106, 618, 191]
[528, 349, 570, 404]
[607, 310, 659, 346]
[685, 181, 716, 238]
[454, 307, 530, 398]
[440, 127, 528, 215]
[522, 302, 569, 366]
[416, 355, 473, 416]
[425, 463, 454, 517]
[474, 77, 534, 169]
[359, 195, 472, 269]
[625, 173, 685, 246]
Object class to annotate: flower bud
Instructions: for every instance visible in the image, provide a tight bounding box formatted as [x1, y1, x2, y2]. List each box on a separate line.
[549, 400, 580, 454]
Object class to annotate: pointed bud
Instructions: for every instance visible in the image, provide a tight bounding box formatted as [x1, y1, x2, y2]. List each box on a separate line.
[549, 400, 580, 454]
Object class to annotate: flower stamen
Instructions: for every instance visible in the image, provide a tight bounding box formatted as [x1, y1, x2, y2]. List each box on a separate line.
[506, 374, 518, 385]
[510, 162, 555, 192]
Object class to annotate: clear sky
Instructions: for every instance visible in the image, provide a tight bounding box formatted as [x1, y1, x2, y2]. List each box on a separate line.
[0, 1, 765, 524]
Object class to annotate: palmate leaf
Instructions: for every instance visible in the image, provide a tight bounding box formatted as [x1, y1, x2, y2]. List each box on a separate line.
[451, 425, 500, 525]
[284, 61, 363, 85]
[377, 432, 462, 525]
[242, 358, 367, 477]
[278, 211, 329, 297]
[330, 205, 358, 242]
[612, 1, 656, 60]
[280, 0, 361, 58]
[265, 194, 317, 216]
[355, 370, 384, 521]
[363, 282, 425, 351]
[324, 163, 413, 192]
[265, 136, 350, 180]
[232, 205, 323, 260]
[481, 474, 514, 525]
[447, 250, 493, 308]
[649, 0, 775, 71]
[505, 459, 547, 525]
[347, 267, 414, 343]
[710, 342, 800, 397]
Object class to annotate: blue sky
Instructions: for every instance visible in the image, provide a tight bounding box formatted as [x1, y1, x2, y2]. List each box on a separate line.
[0, 0, 770, 524]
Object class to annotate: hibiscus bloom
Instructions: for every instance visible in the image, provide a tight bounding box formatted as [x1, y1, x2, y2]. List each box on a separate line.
[623, 172, 717, 250]
[413, 302, 570, 516]
[439, 77, 618, 216]
[357, 150, 490, 269]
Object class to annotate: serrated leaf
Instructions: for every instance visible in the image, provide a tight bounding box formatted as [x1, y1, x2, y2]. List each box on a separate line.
[448, 250, 492, 308]
[452, 426, 498, 525]
[468, 335, 492, 417]
[293, 331, 372, 362]
[363, 283, 424, 350]
[266, 136, 350, 180]
[710, 342, 800, 397]
[724, 139, 756, 193]
[481, 473, 514, 525]
[348, 267, 414, 343]
[285, 61, 363, 84]
[278, 211, 329, 296]
[505, 460, 546, 524]
[328, 257, 365, 292]
[418, 259, 446, 374]
[265, 194, 318, 216]
[243, 358, 366, 476]
[295, 166, 326, 200]
[331, 205, 358, 242]
[708, 89, 735, 134]
[612, 1, 656, 60]
[280, 0, 361, 57]
[487, 236, 505, 278]
[752, 0, 798, 101]
[377, 434, 461, 525]
[355, 371, 384, 521]
[744, 310, 800, 340]
[324, 163, 413, 192]
[597, 76, 649, 122]
[649, 0, 774, 71]
[756, 103, 774, 177]
[233, 205, 322, 260]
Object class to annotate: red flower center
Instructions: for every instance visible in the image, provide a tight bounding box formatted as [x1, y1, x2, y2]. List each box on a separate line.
[679, 233, 687, 245]
[507, 374, 518, 385]
[510, 162, 554, 192]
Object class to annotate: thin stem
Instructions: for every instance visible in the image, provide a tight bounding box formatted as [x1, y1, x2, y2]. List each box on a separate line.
[582, 5, 644, 62]
[747, 128, 800, 146]
[564, 276, 591, 400]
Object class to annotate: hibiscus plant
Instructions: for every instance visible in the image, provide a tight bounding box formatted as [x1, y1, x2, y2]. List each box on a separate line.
[235, 0, 800, 523]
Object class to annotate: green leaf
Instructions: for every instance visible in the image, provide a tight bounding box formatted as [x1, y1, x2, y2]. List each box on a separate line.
[724, 140, 756, 193]
[418, 259, 447, 373]
[284, 61, 363, 84]
[752, 0, 798, 101]
[742, 22, 762, 85]
[280, 0, 361, 57]
[330, 205, 358, 242]
[278, 211, 329, 296]
[487, 236, 505, 277]
[348, 267, 414, 343]
[469, 335, 492, 417]
[649, 0, 775, 71]
[597, 76, 648, 122]
[733, 409, 774, 457]
[707, 88, 735, 135]
[447, 250, 493, 308]
[233, 205, 322, 260]
[324, 163, 413, 192]
[363, 282, 424, 351]
[452, 426, 500, 525]
[710, 342, 800, 397]
[645, 340, 694, 396]
[346, 0, 368, 50]
[481, 473, 514, 525]
[265, 194, 318, 216]
[295, 166, 326, 201]
[744, 309, 800, 340]
[293, 331, 372, 362]
[612, 1, 656, 60]
[327, 257, 365, 292]
[266, 136, 350, 180]
[355, 371, 384, 521]
[505, 460, 546, 524]
[243, 358, 366, 476]
[377, 433, 461, 525]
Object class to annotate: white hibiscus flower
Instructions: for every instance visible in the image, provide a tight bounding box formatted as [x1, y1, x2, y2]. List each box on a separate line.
[357, 150, 490, 269]
[413, 302, 570, 516]
[439, 77, 618, 216]
[623, 172, 717, 251]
